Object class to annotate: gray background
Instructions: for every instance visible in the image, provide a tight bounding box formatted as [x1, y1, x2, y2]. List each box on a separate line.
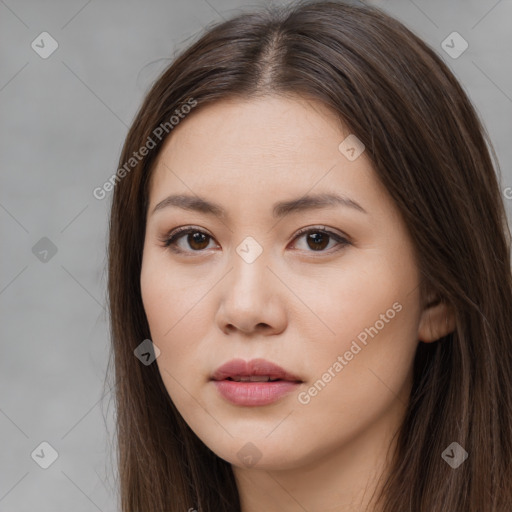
[1, 0, 511, 510]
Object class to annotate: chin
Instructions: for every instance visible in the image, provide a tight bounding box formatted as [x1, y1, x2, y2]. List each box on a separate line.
[200, 434, 315, 471]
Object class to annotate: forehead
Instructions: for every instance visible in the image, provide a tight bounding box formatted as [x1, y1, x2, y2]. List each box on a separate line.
[146, 95, 398, 224]
[151, 96, 359, 184]
[170, 94, 344, 137]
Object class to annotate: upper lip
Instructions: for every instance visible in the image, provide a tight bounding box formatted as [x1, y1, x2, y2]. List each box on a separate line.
[211, 358, 302, 382]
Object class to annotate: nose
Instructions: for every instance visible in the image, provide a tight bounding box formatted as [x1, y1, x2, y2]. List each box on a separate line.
[215, 249, 287, 336]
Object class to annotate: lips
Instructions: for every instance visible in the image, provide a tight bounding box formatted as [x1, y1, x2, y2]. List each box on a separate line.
[211, 358, 303, 406]
[211, 358, 302, 383]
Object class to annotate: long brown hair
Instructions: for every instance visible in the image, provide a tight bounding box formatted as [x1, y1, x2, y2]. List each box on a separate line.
[105, 1, 512, 510]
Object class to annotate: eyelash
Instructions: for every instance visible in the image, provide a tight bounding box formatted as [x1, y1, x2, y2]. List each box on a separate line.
[159, 225, 351, 257]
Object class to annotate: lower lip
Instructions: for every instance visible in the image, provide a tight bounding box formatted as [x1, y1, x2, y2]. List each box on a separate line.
[212, 379, 300, 406]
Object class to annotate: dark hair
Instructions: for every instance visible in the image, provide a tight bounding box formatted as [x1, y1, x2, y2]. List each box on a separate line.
[106, 1, 512, 510]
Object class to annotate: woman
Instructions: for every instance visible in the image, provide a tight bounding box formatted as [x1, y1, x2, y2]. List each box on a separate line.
[106, 1, 512, 510]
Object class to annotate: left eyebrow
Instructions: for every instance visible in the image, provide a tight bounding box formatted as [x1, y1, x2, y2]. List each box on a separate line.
[272, 192, 367, 217]
[150, 192, 368, 218]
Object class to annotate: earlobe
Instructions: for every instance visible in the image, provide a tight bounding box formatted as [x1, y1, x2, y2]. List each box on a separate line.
[418, 299, 456, 343]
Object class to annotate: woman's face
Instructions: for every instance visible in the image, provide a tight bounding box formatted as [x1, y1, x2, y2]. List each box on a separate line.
[140, 95, 429, 470]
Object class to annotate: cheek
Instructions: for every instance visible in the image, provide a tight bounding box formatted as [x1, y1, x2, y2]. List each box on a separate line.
[293, 291, 420, 453]
[140, 267, 169, 339]
[296, 252, 421, 400]
[292, 256, 407, 350]
[140, 256, 202, 421]
[140, 250, 212, 377]
[141, 249, 203, 336]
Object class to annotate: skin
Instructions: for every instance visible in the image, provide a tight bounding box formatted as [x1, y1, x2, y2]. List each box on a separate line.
[140, 95, 455, 512]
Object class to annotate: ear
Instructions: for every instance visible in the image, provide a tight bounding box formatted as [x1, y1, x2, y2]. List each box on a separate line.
[418, 296, 456, 343]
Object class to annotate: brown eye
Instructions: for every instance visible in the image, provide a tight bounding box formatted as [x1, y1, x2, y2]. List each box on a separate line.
[163, 227, 216, 253]
[186, 231, 210, 250]
[305, 231, 330, 251]
[292, 227, 350, 253]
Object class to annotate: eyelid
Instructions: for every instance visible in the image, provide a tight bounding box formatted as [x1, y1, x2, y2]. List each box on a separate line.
[159, 225, 351, 255]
